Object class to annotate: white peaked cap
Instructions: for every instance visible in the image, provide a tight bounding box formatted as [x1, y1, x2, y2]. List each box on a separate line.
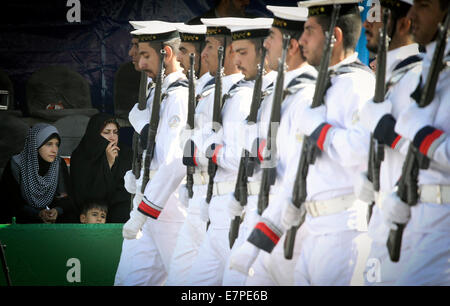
[176, 23, 207, 35]
[225, 17, 273, 33]
[266, 5, 309, 22]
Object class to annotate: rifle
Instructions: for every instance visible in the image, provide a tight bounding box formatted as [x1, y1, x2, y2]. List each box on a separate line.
[367, 8, 390, 223]
[0, 241, 12, 286]
[387, 13, 449, 262]
[205, 46, 224, 211]
[141, 49, 166, 193]
[229, 47, 267, 248]
[256, 35, 290, 216]
[186, 53, 196, 199]
[284, 4, 341, 260]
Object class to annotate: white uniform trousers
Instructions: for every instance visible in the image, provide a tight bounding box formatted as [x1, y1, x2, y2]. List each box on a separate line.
[166, 185, 207, 286]
[361, 205, 413, 286]
[186, 193, 231, 285]
[396, 202, 450, 285]
[222, 195, 259, 286]
[293, 201, 368, 286]
[245, 222, 309, 286]
[114, 193, 184, 286]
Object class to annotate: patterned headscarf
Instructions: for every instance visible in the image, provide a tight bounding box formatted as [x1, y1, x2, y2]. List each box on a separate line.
[14, 123, 61, 208]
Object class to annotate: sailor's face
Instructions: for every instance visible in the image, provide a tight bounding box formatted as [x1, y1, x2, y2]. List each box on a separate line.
[129, 37, 141, 71]
[408, 0, 447, 45]
[177, 42, 199, 76]
[299, 17, 325, 67]
[201, 36, 221, 76]
[363, 4, 382, 53]
[138, 42, 159, 79]
[263, 27, 283, 71]
[233, 39, 259, 80]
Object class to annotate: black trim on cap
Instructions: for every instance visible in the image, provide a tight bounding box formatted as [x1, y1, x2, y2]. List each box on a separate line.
[180, 32, 206, 42]
[138, 30, 180, 43]
[380, 0, 412, 16]
[206, 26, 231, 36]
[308, 3, 359, 17]
[273, 16, 305, 31]
[231, 28, 269, 41]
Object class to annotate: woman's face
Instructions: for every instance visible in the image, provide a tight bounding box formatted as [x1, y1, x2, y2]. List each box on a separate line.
[38, 138, 60, 163]
[101, 122, 119, 144]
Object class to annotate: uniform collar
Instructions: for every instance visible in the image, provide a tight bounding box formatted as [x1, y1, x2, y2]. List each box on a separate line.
[386, 43, 420, 80]
[162, 69, 186, 92]
[221, 72, 244, 93]
[329, 52, 359, 71]
[284, 64, 317, 87]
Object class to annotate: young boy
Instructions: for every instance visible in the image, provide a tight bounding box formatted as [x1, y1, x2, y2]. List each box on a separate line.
[80, 202, 108, 224]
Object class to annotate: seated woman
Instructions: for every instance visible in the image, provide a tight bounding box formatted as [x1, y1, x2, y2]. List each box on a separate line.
[0, 123, 77, 224]
[70, 113, 132, 223]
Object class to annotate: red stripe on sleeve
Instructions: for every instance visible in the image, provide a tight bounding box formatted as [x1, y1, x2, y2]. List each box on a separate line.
[419, 129, 443, 156]
[390, 135, 402, 149]
[258, 139, 267, 162]
[255, 222, 280, 245]
[317, 124, 332, 151]
[138, 201, 161, 219]
[212, 144, 223, 165]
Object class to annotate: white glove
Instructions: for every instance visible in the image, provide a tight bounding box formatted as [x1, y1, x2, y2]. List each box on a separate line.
[241, 121, 259, 153]
[381, 192, 411, 230]
[178, 184, 190, 208]
[395, 100, 440, 141]
[122, 210, 148, 239]
[203, 129, 224, 148]
[281, 200, 303, 231]
[297, 105, 327, 136]
[227, 193, 244, 219]
[124, 170, 137, 194]
[200, 199, 209, 223]
[354, 172, 375, 203]
[128, 103, 150, 134]
[359, 99, 392, 133]
[229, 241, 260, 276]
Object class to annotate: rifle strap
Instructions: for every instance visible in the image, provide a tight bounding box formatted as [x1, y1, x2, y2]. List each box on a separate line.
[283, 72, 317, 98]
[386, 55, 423, 95]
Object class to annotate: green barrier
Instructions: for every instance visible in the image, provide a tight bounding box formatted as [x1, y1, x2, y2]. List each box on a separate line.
[0, 222, 124, 286]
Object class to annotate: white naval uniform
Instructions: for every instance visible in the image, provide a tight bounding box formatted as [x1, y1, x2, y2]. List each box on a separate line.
[360, 44, 422, 286]
[186, 72, 255, 285]
[223, 65, 317, 286]
[166, 72, 214, 286]
[115, 69, 188, 285]
[286, 53, 375, 286]
[114, 76, 153, 286]
[394, 41, 450, 285]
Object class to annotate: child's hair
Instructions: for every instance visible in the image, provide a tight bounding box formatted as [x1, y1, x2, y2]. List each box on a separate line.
[80, 201, 108, 216]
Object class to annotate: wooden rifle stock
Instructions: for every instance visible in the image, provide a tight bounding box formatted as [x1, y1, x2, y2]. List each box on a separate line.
[387, 13, 449, 262]
[284, 4, 341, 260]
[141, 49, 166, 194]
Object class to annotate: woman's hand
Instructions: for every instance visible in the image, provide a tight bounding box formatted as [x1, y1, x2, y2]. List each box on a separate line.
[106, 141, 120, 169]
[39, 208, 58, 224]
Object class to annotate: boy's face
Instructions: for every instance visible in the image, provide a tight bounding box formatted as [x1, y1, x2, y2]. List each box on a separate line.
[80, 208, 107, 224]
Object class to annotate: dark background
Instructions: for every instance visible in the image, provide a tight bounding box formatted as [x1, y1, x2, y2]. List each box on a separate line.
[0, 0, 370, 116]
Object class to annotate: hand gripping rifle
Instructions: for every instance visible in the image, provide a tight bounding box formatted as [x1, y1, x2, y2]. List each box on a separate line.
[367, 8, 390, 223]
[186, 53, 197, 199]
[141, 49, 166, 194]
[205, 46, 224, 213]
[284, 4, 341, 260]
[256, 35, 290, 216]
[387, 13, 449, 262]
[228, 47, 267, 248]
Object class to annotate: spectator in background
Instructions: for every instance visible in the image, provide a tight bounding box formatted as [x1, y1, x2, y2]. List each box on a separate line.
[187, 0, 257, 25]
[79, 201, 108, 224]
[70, 113, 132, 223]
[0, 123, 77, 224]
